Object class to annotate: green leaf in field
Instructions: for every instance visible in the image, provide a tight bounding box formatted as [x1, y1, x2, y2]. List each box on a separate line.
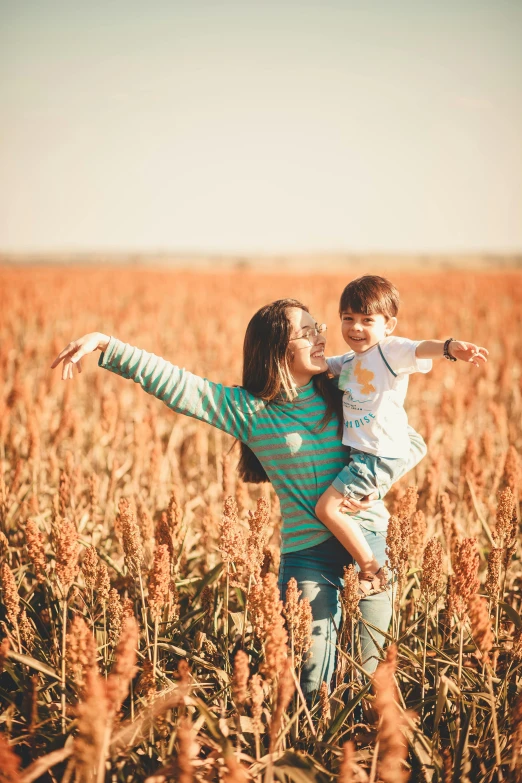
[191, 695, 235, 754]
[7, 651, 60, 680]
[273, 768, 318, 783]
[192, 562, 223, 602]
[233, 585, 246, 609]
[239, 715, 254, 733]
[433, 677, 449, 734]
[499, 601, 522, 629]
[405, 718, 436, 781]
[229, 611, 245, 635]
[323, 681, 372, 741]
[453, 707, 472, 783]
[273, 750, 319, 783]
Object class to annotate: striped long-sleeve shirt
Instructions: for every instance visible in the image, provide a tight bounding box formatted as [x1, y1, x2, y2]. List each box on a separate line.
[99, 338, 426, 553]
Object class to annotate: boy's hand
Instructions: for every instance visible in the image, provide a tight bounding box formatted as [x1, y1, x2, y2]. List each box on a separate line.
[449, 341, 488, 367]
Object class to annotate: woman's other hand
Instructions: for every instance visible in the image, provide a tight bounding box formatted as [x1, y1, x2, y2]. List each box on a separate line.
[50, 333, 111, 380]
[340, 491, 379, 514]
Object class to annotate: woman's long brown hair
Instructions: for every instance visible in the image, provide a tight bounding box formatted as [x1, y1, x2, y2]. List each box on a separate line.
[238, 299, 343, 483]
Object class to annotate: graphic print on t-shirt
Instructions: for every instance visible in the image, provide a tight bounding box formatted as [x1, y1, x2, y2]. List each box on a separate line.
[354, 361, 376, 395]
[338, 359, 376, 409]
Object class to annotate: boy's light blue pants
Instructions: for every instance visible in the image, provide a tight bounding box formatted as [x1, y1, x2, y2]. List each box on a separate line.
[332, 449, 407, 500]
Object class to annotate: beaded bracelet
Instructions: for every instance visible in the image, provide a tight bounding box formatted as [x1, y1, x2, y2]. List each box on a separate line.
[443, 337, 457, 362]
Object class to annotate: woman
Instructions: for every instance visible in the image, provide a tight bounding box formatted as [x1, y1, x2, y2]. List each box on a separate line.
[51, 299, 426, 696]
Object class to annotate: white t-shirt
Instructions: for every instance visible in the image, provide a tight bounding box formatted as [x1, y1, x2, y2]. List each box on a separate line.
[326, 336, 432, 459]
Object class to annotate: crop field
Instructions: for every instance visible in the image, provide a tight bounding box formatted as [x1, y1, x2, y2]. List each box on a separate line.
[0, 264, 521, 782]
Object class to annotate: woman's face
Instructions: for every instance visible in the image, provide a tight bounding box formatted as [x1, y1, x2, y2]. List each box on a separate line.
[286, 307, 328, 387]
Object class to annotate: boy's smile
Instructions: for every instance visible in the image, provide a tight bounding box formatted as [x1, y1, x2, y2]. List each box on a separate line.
[341, 310, 397, 353]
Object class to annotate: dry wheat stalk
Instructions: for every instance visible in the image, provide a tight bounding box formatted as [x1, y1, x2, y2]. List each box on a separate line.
[73, 666, 110, 783]
[319, 681, 331, 723]
[495, 486, 516, 548]
[136, 497, 155, 552]
[0, 637, 10, 673]
[396, 486, 418, 522]
[95, 561, 110, 603]
[136, 658, 156, 703]
[485, 547, 502, 598]
[0, 562, 20, 628]
[245, 497, 271, 580]
[502, 445, 521, 494]
[420, 538, 444, 601]
[222, 754, 249, 783]
[54, 517, 79, 596]
[373, 644, 410, 783]
[119, 498, 144, 576]
[154, 513, 174, 562]
[66, 614, 97, 690]
[107, 588, 123, 648]
[269, 657, 294, 751]
[511, 688, 522, 773]
[0, 531, 8, 562]
[409, 510, 427, 565]
[87, 474, 100, 525]
[284, 577, 301, 638]
[81, 546, 99, 594]
[175, 716, 196, 783]
[386, 514, 410, 584]
[18, 608, 35, 652]
[148, 544, 170, 622]
[24, 519, 47, 583]
[440, 493, 459, 566]
[0, 734, 22, 783]
[250, 573, 288, 683]
[219, 497, 246, 575]
[342, 565, 362, 622]
[232, 650, 250, 706]
[467, 594, 493, 663]
[106, 616, 138, 715]
[250, 673, 264, 746]
[337, 741, 355, 782]
[293, 597, 312, 668]
[450, 538, 479, 621]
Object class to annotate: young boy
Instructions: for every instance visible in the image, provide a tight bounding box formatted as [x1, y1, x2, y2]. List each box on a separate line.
[315, 275, 488, 591]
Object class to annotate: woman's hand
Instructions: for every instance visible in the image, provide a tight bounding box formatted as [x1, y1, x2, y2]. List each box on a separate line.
[340, 491, 379, 514]
[50, 333, 111, 380]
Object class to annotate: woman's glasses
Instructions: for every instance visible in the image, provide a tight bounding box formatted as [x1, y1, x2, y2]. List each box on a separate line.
[288, 323, 327, 346]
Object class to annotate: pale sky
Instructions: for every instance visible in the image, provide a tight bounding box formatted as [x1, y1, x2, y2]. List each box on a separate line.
[1, 0, 521, 254]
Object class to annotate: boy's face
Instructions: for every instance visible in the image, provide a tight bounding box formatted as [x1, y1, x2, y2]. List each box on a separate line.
[341, 309, 397, 353]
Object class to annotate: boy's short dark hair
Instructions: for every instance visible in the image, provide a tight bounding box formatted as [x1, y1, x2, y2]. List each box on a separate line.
[339, 275, 399, 319]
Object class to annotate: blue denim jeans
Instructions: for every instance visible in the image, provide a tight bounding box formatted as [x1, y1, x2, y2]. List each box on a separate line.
[334, 449, 407, 501]
[278, 529, 392, 696]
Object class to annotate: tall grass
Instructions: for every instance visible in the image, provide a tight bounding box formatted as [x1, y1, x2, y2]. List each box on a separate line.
[0, 265, 521, 782]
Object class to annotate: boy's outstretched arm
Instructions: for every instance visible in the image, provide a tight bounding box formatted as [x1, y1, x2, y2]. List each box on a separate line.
[415, 339, 488, 366]
[315, 488, 382, 573]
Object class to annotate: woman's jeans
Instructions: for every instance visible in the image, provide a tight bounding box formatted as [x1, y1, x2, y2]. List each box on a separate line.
[278, 530, 392, 696]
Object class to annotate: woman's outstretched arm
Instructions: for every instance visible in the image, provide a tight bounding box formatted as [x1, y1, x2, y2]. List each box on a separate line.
[51, 333, 256, 442]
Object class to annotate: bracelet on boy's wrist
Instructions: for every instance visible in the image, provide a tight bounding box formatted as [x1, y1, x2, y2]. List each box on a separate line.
[443, 337, 457, 362]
